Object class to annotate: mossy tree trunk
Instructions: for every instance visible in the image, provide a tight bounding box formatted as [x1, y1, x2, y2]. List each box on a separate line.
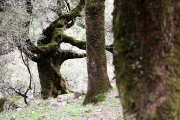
[113, 0, 180, 120]
[20, 0, 86, 99]
[83, 0, 112, 105]
[36, 47, 86, 99]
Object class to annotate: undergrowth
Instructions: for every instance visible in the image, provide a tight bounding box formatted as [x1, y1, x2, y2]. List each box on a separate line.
[0, 87, 123, 120]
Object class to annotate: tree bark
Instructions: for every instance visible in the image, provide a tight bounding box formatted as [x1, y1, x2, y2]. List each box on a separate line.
[83, 0, 112, 105]
[38, 50, 85, 99]
[113, 0, 180, 119]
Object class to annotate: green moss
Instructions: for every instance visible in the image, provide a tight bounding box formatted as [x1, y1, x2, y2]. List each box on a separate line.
[155, 28, 180, 119]
[0, 98, 18, 112]
[83, 81, 111, 105]
[113, 0, 143, 111]
[114, 0, 180, 119]
[94, 93, 107, 104]
[0, 98, 7, 112]
[83, 0, 112, 105]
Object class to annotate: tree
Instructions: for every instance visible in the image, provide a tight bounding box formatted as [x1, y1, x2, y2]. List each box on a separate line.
[83, 0, 112, 105]
[113, 0, 180, 119]
[18, 0, 87, 99]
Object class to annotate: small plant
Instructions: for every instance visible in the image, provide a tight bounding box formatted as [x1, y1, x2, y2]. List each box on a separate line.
[0, 98, 18, 112]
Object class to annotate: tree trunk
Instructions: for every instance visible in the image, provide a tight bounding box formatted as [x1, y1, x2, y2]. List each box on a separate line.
[113, 0, 180, 120]
[37, 52, 69, 99]
[83, 0, 112, 105]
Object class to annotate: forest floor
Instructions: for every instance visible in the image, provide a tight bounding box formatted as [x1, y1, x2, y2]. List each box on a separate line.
[0, 87, 123, 120]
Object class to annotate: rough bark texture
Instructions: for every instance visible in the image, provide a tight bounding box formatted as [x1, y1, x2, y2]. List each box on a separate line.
[83, 0, 112, 105]
[38, 49, 85, 99]
[113, 0, 180, 120]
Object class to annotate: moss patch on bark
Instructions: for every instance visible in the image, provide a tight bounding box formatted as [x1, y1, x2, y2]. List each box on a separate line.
[113, 0, 180, 119]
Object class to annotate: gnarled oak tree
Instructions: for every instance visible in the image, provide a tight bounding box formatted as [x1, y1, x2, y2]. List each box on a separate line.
[20, 0, 87, 99]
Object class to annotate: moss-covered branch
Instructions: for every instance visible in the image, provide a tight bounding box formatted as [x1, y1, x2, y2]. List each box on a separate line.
[62, 34, 113, 53]
[26, 38, 59, 55]
[61, 50, 86, 60]
[62, 33, 86, 50]
[26, 0, 86, 57]
[60, 0, 85, 22]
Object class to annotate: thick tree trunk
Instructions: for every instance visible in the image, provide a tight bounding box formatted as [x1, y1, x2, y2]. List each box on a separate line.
[83, 0, 112, 105]
[37, 52, 68, 99]
[113, 0, 180, 120]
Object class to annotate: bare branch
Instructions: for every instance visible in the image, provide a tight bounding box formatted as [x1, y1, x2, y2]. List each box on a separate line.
[20, 51, 32, 89]
[26, 0, 32, 15]
[64, 0, 71, 11]
[10, 44, 34, 105]
[10, 87, 30, 105]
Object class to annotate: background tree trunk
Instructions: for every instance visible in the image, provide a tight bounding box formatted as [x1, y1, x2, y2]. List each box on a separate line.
[113, 0, 180, 119]
[83, 0, 112, 105]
